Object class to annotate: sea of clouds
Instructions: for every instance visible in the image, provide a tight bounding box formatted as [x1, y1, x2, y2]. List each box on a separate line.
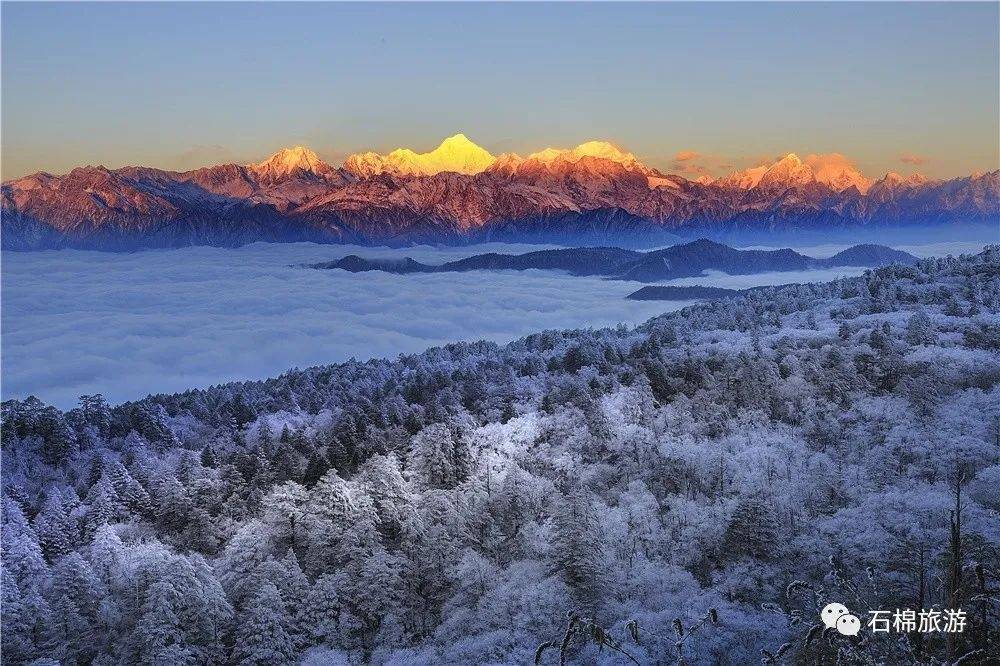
[2, 240, 980, 409]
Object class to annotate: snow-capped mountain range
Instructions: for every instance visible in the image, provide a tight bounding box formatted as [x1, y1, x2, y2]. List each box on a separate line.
[3, 134, 997, 250]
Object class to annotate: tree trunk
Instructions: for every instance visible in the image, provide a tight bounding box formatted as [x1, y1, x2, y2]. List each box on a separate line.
[946, 471, 964, 663]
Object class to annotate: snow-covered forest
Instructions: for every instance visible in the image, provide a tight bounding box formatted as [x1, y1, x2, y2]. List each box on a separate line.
[2, 247, 999, 665]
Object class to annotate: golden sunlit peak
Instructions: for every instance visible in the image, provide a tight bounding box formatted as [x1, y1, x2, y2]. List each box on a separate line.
[251, 145, 328, 177]
[804, 153, 872, 193]
[344, 133, 495, 177]
[573, 140, 630, 158]
[439, 133, 475, 147]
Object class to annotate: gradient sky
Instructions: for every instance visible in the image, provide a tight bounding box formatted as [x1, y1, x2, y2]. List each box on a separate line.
[3, 2, 998, 180]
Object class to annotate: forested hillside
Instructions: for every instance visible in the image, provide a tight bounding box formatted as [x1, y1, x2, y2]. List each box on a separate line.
[3, 248, 999, 665]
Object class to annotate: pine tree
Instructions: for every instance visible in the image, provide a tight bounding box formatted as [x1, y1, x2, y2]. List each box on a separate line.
[905, 309, 935, 345]
[408, 424, 457, 489]
[261, 482, 308, 554]
[136, 579, 195, 665]
[257, 420, 275, 455]
[302, 470, 354, 572]
[84, 475, 126, 537]
[48, 593, 88, 664]
[122, 430, 150, 459]
[303, 452, 327, 487]
[399, 503, 458, 637]
[88, 524, 127, 588]
[233, 582, 296, 666]
[200, 445, 217, 468]
[34, 490, 76, 562]
[356, 453, 410, 535]
[261, 550, 311, 652]
[49, 552, 103, 623]
[86, 455, 105, 488]
[109, 461, 152, 516]
[185, 555, 234, 663]
[549, 488, 608, 613]
[153, 474, 192, 533]
[1, 494, 49, 586]
[723, 494, 781, 560]
[78, 394, 112, 438]
[334, 506, 402, 650]
[176, 450, 199, 487]
[217, 521, 271, 606]
[1, 575, 36, 663]
[301, 574, 340, 646]
[38, 406, 77, 466]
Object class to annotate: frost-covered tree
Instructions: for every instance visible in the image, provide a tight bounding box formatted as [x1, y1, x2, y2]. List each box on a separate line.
[334, 505, 403, 649]
[48, 593, 89, 663]
[1, 574, 37, 663]
[136, 579, 195, 665]
[233, 582, 296, 666]
[723, 493, 781, 560]
[408, 423, 458, 489]
[905, 308, 936, 345]
[1, 495, 48, 587]
[549, 488, 609, 613]
[301, 573, 340, 646]
[34, 490, 77, 562]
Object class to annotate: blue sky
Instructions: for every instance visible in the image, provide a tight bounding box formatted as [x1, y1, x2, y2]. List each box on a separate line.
[2, 2, 997, 179]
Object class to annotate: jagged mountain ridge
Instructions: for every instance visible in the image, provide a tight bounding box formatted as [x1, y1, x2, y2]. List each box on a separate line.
[3, 135, 998, 250]
[304, 239, 919, 283]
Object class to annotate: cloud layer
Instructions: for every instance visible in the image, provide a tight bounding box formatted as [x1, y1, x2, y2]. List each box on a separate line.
[2, 243, 674, 409]
[6, 240, 958, 409]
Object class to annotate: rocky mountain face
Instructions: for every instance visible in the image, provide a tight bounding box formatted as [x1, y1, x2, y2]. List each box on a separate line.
[3, 135, 997, 250]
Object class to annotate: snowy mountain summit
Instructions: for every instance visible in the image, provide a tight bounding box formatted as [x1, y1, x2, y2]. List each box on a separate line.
[249, 146, 337, 182]
[719, 153, 872, 193]
[344, 133, 496, 177]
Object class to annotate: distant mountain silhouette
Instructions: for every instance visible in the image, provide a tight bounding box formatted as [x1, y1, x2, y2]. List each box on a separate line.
[626, 285, 741, 301]
[305, 239, 919, 283]
[816, 244, 919, 268]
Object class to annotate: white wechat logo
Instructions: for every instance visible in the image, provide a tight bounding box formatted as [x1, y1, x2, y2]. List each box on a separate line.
[821, 602, 848, 629]
[821, 602, 861, 636]
[836, 614, 861, 636]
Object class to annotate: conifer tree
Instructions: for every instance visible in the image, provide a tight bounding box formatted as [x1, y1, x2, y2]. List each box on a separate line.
[301, 573, 340, 646]
[550, 488, 608, 613]
[723, 494, 781, 560]
[136, 579, 195, 665]
[34, 491, 76, 562]
[1, 495, 49, 586]
[233, 582, 296, 666]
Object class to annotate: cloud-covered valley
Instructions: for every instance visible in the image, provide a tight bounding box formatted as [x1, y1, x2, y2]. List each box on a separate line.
[3, 240, 966, 409]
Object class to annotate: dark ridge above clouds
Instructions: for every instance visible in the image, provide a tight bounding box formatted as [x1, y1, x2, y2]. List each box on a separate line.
[304, 239, 920, 283]
[625, 285, 741, 301]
